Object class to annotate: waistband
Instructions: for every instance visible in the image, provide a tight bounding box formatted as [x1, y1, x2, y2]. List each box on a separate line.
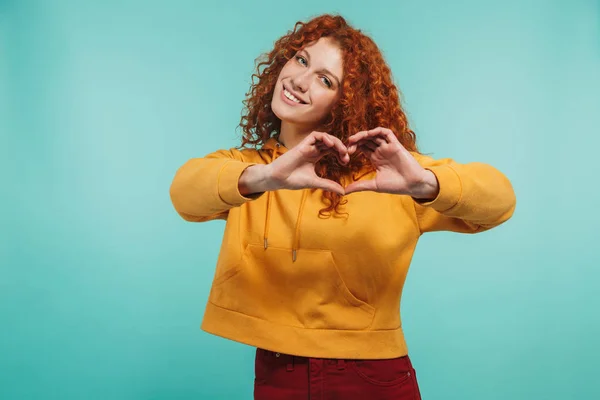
[256, 348, 414, 370]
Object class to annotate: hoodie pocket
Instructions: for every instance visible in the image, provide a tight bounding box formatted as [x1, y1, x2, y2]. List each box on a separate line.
[210, 244, 375, 330]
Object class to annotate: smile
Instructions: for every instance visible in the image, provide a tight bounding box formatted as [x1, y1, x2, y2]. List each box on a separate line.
[281, 86, 307, 105]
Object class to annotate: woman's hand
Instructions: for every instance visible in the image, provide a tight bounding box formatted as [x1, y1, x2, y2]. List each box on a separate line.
[240, 131, 349, 196]
[268, 131, 349, 194]
[345, 127, 440, 200]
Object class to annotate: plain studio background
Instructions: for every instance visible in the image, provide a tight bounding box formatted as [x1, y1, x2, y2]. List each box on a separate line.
[1, 0, 598, 399]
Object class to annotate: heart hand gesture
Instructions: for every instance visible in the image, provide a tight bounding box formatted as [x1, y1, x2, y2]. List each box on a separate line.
[345, 127, 439, 200]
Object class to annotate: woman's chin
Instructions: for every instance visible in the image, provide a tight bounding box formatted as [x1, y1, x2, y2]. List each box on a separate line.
[273, 108, 303, 125]
[273, 102, 327, 129]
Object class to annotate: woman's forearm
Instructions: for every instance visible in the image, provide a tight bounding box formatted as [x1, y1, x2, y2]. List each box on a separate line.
[238, 164, 277, 196]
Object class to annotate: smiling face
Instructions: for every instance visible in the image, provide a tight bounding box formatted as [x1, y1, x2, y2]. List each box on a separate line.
[271, 37, 344, 131]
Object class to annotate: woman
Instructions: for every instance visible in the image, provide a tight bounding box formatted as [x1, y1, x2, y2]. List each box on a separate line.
[170, 14, 516, 400]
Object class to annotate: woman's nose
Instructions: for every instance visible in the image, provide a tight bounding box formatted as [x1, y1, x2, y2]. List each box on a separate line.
[291, 72, 309, 93]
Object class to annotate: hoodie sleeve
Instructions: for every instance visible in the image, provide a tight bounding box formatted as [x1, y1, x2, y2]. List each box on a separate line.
[169, 148, 263, 222]
[410, 152, 516, 234]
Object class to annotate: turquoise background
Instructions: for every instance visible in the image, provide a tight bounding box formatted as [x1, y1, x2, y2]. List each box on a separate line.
[2, 0, 599, 398]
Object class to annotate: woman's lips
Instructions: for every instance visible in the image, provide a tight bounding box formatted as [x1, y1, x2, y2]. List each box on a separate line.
[281, 86, 306, 106]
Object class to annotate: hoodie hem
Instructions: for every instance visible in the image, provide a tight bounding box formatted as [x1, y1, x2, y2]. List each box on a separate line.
[201, 301, 409, 360]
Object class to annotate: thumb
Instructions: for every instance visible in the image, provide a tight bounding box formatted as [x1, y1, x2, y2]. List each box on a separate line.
[345, 179, 377, 194]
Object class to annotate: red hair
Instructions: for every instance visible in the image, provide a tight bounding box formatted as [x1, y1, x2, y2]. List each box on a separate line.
[238, 14, 419, 216]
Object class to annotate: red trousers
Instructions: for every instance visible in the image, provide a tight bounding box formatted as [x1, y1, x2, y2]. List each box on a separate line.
[254, 348, 423, 399]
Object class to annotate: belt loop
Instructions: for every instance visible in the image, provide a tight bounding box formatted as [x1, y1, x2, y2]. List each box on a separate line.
[337, 359, 346, 370]
[287, 356, 295, 372]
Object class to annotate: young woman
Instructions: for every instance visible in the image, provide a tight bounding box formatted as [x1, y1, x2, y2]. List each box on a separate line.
[170, 14, 516, 400]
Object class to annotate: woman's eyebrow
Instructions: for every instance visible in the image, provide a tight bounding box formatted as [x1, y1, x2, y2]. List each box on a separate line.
[301, 49, 341, 86]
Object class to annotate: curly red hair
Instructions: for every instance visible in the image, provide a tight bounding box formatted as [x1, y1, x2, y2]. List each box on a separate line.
[238, 14, 419, 216]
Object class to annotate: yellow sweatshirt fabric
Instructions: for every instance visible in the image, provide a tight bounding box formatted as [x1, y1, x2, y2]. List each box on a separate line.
[169, 138, 516, 359]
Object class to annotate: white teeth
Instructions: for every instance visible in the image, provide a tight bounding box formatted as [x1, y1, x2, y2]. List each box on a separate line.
[283, 88, 302, 103]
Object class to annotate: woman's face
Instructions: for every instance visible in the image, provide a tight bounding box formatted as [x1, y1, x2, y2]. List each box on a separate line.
[271, 37, 344, 130]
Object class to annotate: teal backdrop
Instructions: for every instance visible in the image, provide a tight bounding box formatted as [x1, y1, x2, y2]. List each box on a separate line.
[2, 0, 599, 398]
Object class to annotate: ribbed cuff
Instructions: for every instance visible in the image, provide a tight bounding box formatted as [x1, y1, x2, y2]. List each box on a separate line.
[414, 165, 462, 212]
[217, 161, 260, 206]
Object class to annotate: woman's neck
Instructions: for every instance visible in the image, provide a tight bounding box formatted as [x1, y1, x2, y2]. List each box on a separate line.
[278, 121, 315, 149]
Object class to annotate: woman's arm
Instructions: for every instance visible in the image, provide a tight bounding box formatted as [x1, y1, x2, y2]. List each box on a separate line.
[411, 152, 517, 234]
[169, 148, 263, 222]
[238, 164, 275, 196]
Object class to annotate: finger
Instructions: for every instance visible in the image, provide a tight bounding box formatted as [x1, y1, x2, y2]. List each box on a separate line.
[312, 131, 335, 148]
[326, 147, 350, 165]
[349, 127, 397, 145]
[348, 129, 387, 144]
[316, 142, 328, 151]
[316, 133, 334, 149]
[345, 179, 377, 194]
[374, 137, 386, 147]
[310, 131, 328, 146]
[313, 131, 349, 161]
[358, 140, 378, 152]
[353, 139, 376, 153]
[323, 134, 349, 164]
[349, 143, 372, 155]
[313, 135, 337, 158]
[347, 130, 369, 144]
[317, 147, 343, 164]
[368, 127, 398, 144]
[326, 134, 349, 161]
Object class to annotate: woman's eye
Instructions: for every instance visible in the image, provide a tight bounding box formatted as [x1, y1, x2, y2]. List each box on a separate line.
[296, 56, 307, 66]
[321, 77, 332, 88]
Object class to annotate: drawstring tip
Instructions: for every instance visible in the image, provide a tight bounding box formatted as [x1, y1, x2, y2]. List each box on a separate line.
[264, 238, 268, 249]
[292, 249, 297, 262]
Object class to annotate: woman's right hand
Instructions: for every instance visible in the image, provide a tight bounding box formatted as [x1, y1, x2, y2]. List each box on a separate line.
[239, 131, 349, 196]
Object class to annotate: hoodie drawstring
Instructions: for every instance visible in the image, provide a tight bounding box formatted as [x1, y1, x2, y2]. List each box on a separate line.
[263, 142, 278, 250]
[292, 190, 308, 262]
[261, 139, 307, 262]
[264, 191, 272, 249]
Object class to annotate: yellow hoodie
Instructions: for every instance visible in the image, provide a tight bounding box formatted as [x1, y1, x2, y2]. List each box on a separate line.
[169, 137, 516, 359]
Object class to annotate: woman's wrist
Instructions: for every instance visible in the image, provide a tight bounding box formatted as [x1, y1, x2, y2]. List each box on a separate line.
[239, 164, 279, 196]
[410, 170, 440, 201]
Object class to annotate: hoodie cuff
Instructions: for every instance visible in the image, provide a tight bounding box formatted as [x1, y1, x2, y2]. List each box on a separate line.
[413, 165, 462, 212]
[218, 161, 261, 206]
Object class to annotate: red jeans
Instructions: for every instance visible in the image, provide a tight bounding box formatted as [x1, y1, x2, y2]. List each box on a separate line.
[254, 348, 423, 399]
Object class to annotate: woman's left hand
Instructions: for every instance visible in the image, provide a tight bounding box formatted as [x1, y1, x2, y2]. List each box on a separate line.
[345, 127, 440, 200]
